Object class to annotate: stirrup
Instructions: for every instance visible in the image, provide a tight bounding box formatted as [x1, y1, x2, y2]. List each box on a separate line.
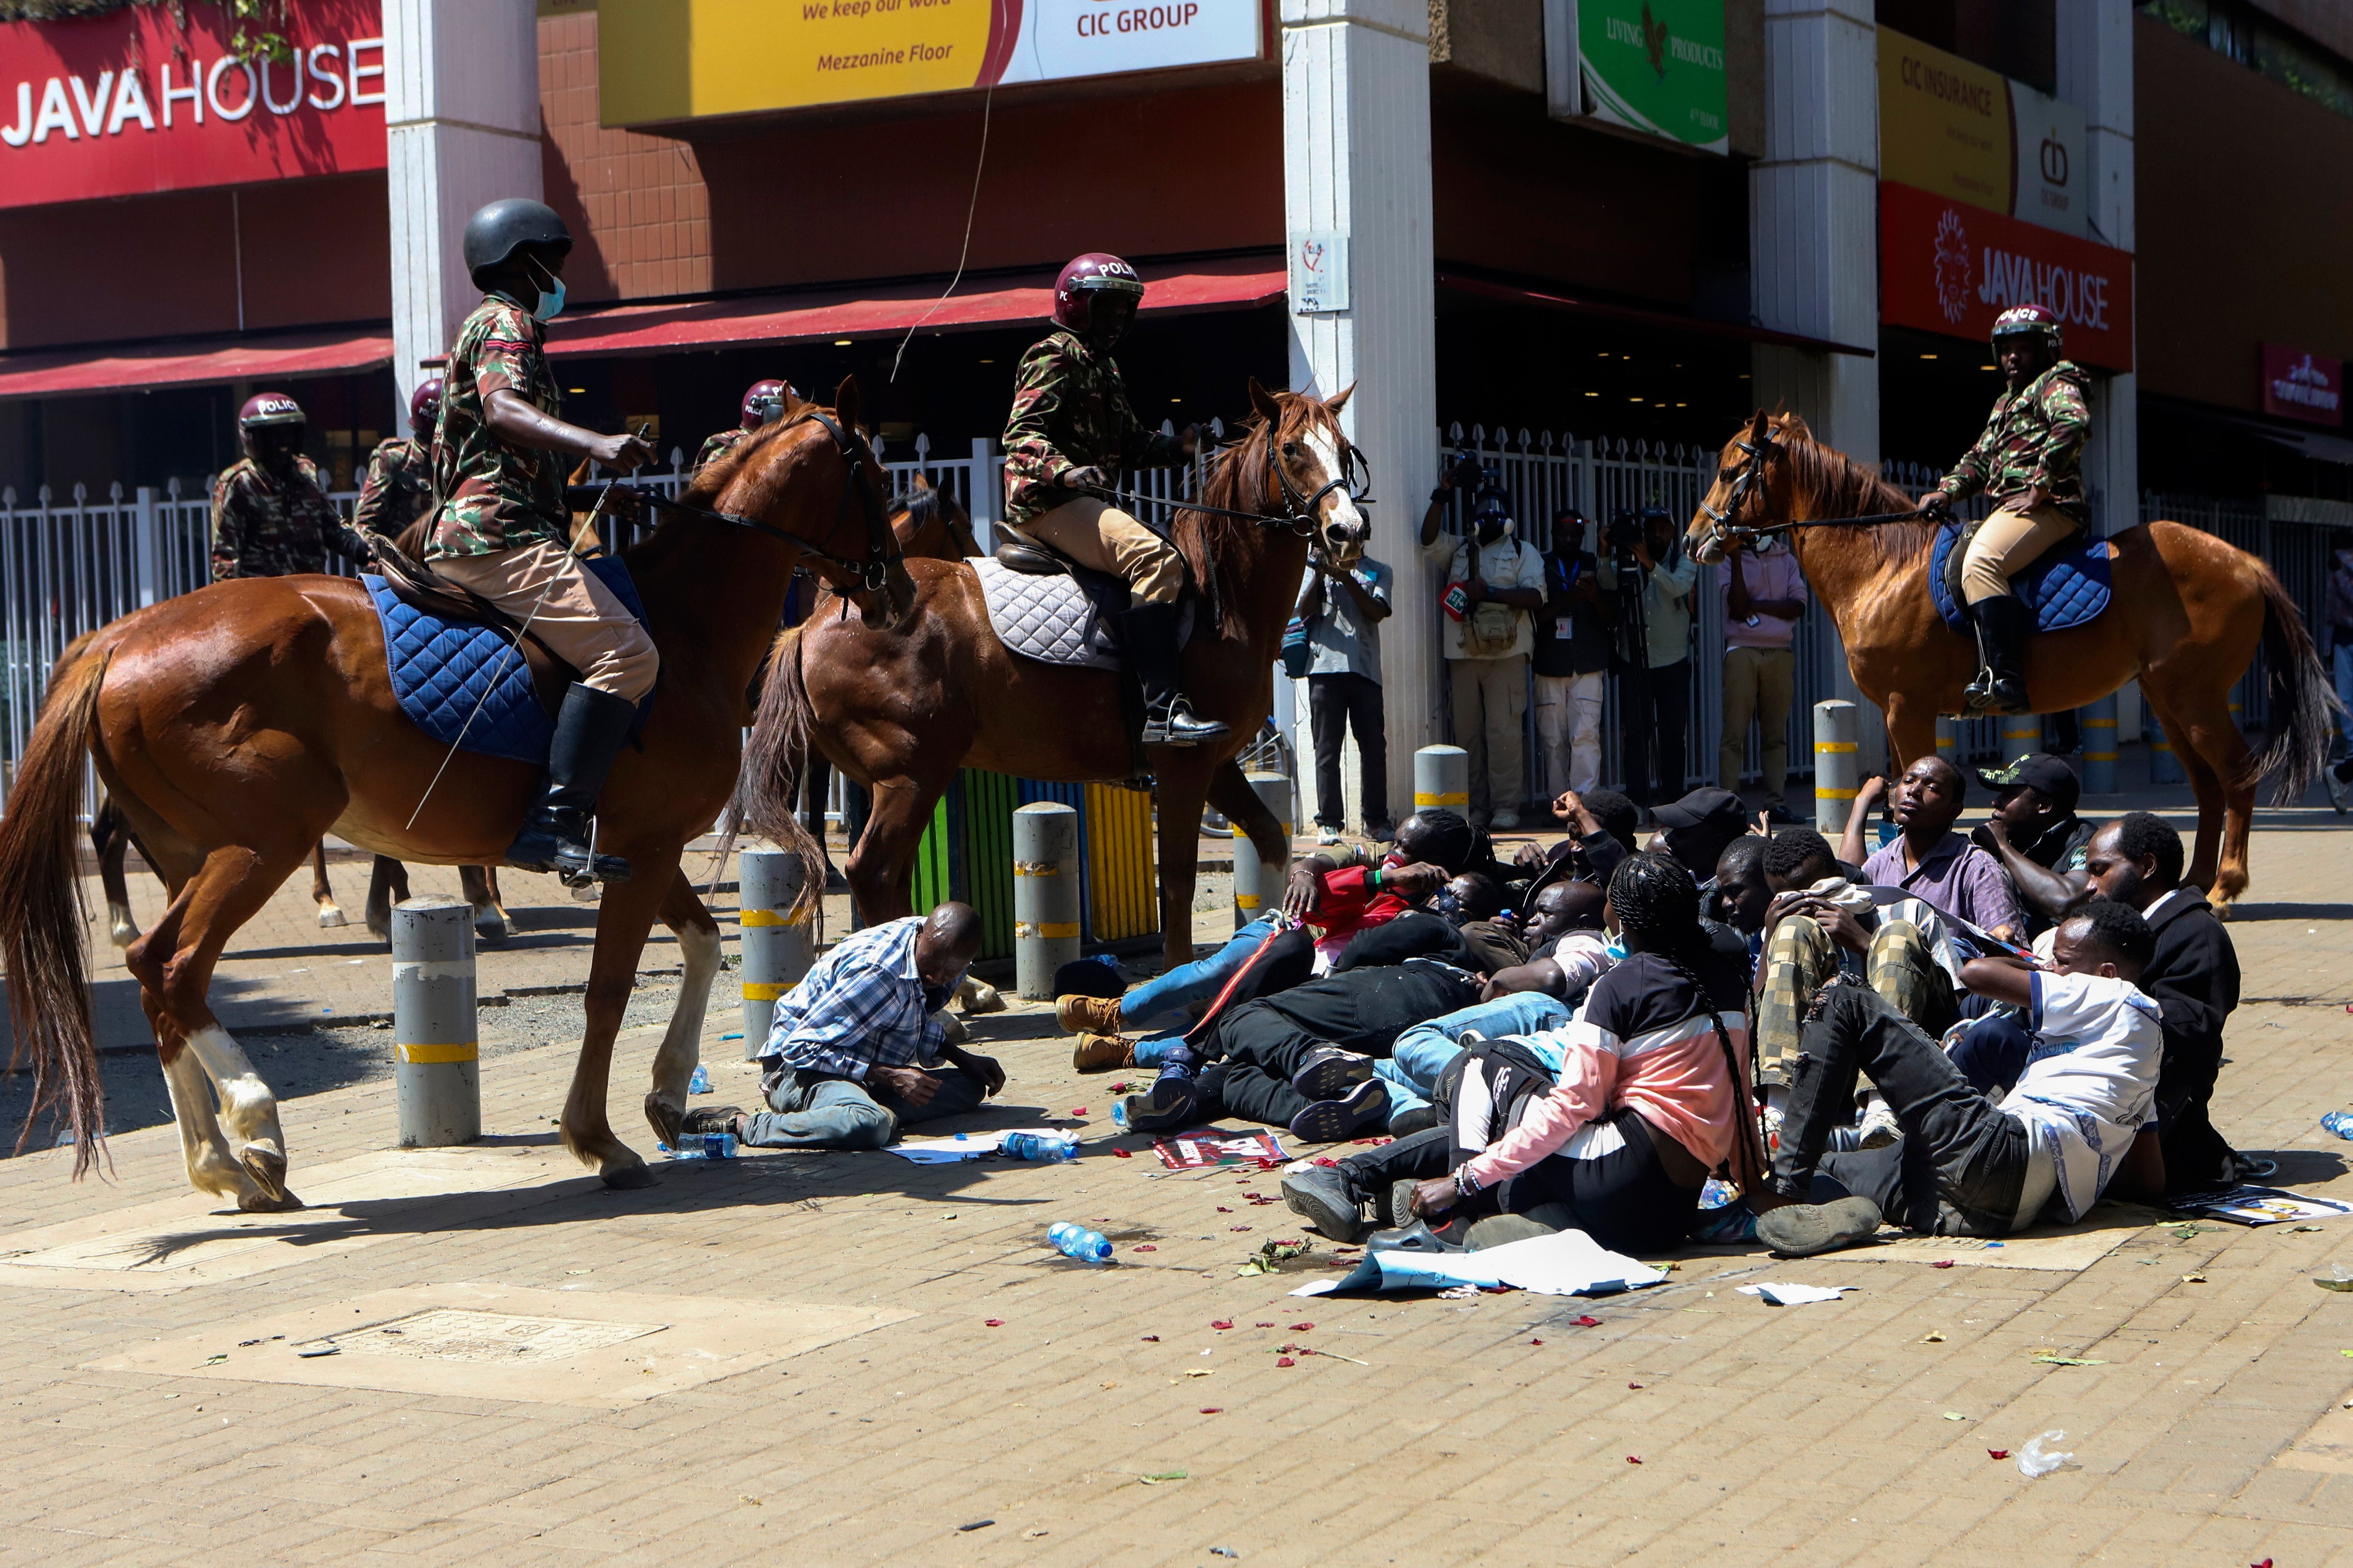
[1141, 698, 1230, 748]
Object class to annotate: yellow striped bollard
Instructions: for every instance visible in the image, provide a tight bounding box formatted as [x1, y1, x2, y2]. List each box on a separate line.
[738, 847, 813, 1061]
[1812, 700, 1858, 835]
[2080, 695, 2117, 794]
[1013, 801, 1080, 1000]
[392, 895, 479, 1148]
[1414, 745, 1469, 819]
[1232, 770, 1292, 931]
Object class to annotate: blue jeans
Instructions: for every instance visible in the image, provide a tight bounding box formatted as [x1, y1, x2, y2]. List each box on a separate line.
[1121, 916, 1278, 1035]
[1376, 992, 1575, 1119]
[740, 1064, 990, 1150]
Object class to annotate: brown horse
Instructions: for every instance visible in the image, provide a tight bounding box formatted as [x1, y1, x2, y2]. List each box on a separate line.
[0, 384, 910, 1201]
[1685, 412, 2334, 911]
[741, 382, 1367, 969]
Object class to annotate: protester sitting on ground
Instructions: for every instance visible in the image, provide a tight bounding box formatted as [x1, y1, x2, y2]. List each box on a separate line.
[1283, 854, 1756, 1253]
[689, 904, 1003, 1151]
[1750, 900, 2164, 1257]
[1706, 836, 1774, 951]
[1840, 758, 2025, 943]
[1645, 787, 1754, 881]
[1966, 754, 2096, 936]
[1512, 787, 1641, 888]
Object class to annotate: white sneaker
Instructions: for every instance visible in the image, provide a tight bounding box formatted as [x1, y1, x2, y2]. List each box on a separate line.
[1316, 825, 1343, 846]
[1857, 1101, 1901, 1150]
[1491, 809, 1521, 830]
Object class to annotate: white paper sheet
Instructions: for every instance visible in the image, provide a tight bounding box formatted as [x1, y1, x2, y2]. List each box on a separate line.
[884, 1128, 1075, 1164]
[1737, 1281, 1855, 1305]
[1305, 1229, 1667, 1297]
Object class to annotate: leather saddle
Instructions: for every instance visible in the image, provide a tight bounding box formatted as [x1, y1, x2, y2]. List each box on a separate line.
[369, 539, 581, 720]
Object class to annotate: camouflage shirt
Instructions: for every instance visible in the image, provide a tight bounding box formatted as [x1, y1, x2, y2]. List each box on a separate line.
[352, 435, 436, 543]
[210, 455, 371, 581]
[1936, 361, 2093, 523]
[427, 297, 569, 559]
[694, 426, 752, 478]
[1001, 328, 1179, 529]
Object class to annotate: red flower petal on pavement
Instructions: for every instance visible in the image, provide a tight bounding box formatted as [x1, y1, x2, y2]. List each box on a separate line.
[1574, 1316, 1601, 1327]
[1628, 1383, 1643, 1389]
[1987, 1449, 2009, 1460]
[1313, 1156, 1338, 1166]
[1276, 1356, 1296, 1368]
[1112, 1148, 1132, 1158]
[2254, 1559, 2274, 1568]
[1211, 1320, 1234, 1330]
[1290, 1323, 1314, 1331]
[1217, 1206, 1233, 1213]
[1626, 1456, 1643, 1465]
[1200, 1407, 1222, 1415]
[1931, 1259, 1956, 1269]
[1070, 1108, 1088, 1116]
[1141, 1335, 1160, 1342]
[1134, 1244, 1156, 1252]
[1530, 1338, 1544, 1346]
[1255, 1321, 1275, 1328]
[985, 1319, 1004, 1327]
[1231, 1226, 1251, 1232]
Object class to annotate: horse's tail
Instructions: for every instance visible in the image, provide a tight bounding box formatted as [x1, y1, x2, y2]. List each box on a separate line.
[733, 625, 825, 925]
[2248, 559, 2339, 804]
[0, 642, 109, 1176]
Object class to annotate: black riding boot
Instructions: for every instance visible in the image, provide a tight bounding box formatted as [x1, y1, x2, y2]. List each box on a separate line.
[1118, 603, 1229, 747]
[1962, 595, 2031, 716]
[505, 682, 638, 886]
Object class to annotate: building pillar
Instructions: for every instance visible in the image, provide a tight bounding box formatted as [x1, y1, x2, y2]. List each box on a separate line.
[1283, 0, 1439, 821]
[1751, 0, 1882, 770]
[384, 0, 544, 419]
[2057, 0, 2137, 539]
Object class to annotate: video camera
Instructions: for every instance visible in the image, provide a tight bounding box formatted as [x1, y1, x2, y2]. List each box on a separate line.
[1603, 509, 1648, 555]
[1447, 453, 1498, 494]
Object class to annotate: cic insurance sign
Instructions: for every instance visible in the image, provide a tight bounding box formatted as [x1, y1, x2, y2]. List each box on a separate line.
[0, 0, 385, 211]
[1881, 180, 2134, 373]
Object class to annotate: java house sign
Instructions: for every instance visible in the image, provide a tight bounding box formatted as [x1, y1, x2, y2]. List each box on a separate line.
[0, 0, 386, 212]
[1880, 180, 2134, 374]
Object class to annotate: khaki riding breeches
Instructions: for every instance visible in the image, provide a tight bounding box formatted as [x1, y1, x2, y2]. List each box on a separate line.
[433, 540, 661, 701]
[1010, 496, 1186, 604]
[1960, 501, 2080, 605]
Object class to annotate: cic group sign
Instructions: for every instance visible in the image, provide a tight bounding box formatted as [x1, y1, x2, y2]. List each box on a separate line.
[599, 0, 1264, 122]
[0, 0, 386, 211]
[1880, 180, 2134, 374]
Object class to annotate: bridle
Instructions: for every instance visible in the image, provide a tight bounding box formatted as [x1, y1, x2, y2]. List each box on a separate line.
[1090, 414, 1374, 553]
[1694, 415, 1924, 553]
[639, 407, 902, 597]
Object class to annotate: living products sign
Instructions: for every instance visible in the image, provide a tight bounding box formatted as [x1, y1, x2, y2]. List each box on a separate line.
[0, 0, 385, 211]
[1575, 0, 1727, 155]
[1880, 180, 2133, 373]
[599, 0, 1262, 124]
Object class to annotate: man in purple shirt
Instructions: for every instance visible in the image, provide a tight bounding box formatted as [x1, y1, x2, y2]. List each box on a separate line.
[1718, 535, 1809, 822]
[1844, 756, 2025, 944]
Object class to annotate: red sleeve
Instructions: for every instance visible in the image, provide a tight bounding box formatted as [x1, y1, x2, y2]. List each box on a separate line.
[1311, 867, 1412, 942]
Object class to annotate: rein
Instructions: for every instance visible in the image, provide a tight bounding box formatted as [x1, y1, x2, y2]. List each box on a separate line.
[1698, 415, 1928, 547]
[639, 408, 902, 595]
[1082, 426, 1374, 535]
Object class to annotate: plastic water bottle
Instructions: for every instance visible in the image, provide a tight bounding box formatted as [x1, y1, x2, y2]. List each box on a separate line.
[1048, 1222, 1113, 1262]
[688, 1064, 712, 1095]
[666, 1131, 737, 1161]
[2322, 1110, 2353, 1142]
[1002, 1132, 1077, 1163]
[2015, 1431, 2073, 1478]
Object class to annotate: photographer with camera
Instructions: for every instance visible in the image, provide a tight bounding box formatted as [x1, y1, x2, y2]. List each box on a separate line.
[1422, 456, 1546, 830]
[1596, 507, 1698, 806]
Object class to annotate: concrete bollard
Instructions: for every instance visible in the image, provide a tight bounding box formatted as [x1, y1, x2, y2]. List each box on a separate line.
[1812, 700, 1859, 835]
[1013, 801, 1081, 1000]
[1232, 770, 1293, 931]
[2080, 694, 2118, 795]
[392, 895, 479, 1148]
[1413, 745, 1469, 816]
[2002, 713, 2040, 766]
[738, 846, 814, 1061]
[1934, 715, 1958, 771]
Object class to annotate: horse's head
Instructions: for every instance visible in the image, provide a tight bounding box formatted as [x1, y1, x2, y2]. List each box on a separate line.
[1687, 409, 1792, 565]
[1249, 378, 1370, 565]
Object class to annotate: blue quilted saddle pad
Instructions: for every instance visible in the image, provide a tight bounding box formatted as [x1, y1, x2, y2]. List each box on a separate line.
[1928, 523, 2112, 635]
[363, 556, 649, 765]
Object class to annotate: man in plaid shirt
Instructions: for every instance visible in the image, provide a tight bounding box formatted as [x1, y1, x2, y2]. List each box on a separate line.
[691, 904, 1002, 1150]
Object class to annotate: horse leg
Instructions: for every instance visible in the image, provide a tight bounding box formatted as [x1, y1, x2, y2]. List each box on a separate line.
[311, 840, 347, 928]
[460, 864, 515, 942]
[1154, 754, 1222, 971]
[119, 886, 266, 1206]
[124, 843, 310, 1209]
[845, 776, 945, 924]
[92, 802, 142, 949]
[642, 867, 723, 1149]
[561, 845, 683, 1187]
[364, 856, 410, 942]
[2148, 680, 2255, 912]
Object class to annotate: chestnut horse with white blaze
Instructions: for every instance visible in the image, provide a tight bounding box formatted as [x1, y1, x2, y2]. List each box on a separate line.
[740, 382, 1368, 969]
[1685, 413, 2334, 912]
[0, 383, 911, 1202]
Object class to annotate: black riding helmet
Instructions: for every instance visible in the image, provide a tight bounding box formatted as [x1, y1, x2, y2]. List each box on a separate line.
[463, 198, 572, 288]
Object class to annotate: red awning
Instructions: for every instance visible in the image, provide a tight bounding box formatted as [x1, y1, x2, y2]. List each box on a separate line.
[1437, 273, 1875, 358]
[544, 258, 1286, 359]
[0, 327, 395, 401]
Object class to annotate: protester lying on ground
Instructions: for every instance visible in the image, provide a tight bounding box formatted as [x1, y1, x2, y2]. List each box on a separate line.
[1644, 787, 1754, 881]
[1966, 753, 2095, 935]
[1749, 899, 2164, 1258]
[689, 903, 1004, 1151]
[1283, 854, 1757, 1253]
[1512, 787, 1641, 889]
[1838, 758, 2024, 943]
[1476, 879, 1614, 1002]
[1057, 809, 1476, 1068]
[1337, 882, 1530, 978]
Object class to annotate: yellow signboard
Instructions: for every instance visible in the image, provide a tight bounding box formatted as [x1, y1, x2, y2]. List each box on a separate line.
[1877, 27, 2011, 214]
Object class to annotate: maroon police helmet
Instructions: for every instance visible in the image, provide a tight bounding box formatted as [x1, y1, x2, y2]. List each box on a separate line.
[239, 391, 305, 430]
[409, 377, 444, 439]
[1991, 302, 2064, 356]
[1052, 252, 1145, 333]
[741, 378, 790, 429]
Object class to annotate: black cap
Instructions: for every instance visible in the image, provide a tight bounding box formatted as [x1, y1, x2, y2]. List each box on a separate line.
[1976, 753, 2080, 812]
[1650, 787, 1748, 833]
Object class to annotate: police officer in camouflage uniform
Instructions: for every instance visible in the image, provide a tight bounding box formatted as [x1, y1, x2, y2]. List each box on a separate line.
[210, 392, 378, 581]
[427, 197, 656, 887]
[1002, 252, 1224, 746]
[695, 378, 792, 474]
[352, 377, 442, 547]
[1918, 302, 2092, 716]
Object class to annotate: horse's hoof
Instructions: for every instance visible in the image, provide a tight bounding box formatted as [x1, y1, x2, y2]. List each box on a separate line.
[240, 1142, 294, 1204]
[317, 904, 348, 929]
[108, 906, 140, 949]
[474, 911, 511, 943]
[238, 1187, 305, 1213]
[644, 1093, 685, 1149]
[601, 1161, 660, 1190]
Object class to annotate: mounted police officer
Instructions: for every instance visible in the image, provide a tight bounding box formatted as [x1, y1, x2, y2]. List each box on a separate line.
[1002, 252, 1223, 746]
[210, 392, 378, 581]
[427, 197, 657, 887]
[353, 377, 442, 545]
[695, 378, 792, 474]
[1918, 302, 2091, 716]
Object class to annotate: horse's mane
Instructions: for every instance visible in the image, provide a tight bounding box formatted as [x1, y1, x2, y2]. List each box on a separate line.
[622, 392, 835, 576]
[1769, 413, 1939, 565]
[1176, 394, 1333, 642]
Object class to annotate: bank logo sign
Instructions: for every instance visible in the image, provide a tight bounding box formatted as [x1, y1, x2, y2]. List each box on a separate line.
[1573, 0, 1726, 155]
[1881, 181, 2134, 373]
[601, 0, 1261, 123]
[1879, 26, 2087, 240]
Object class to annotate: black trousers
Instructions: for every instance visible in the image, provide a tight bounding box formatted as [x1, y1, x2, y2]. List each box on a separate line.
[1620, 658, 1691, 803]
[1308, 672, 1390, 830]
[1200, 964, 1481, 1127]
[1779, 984, 2029, 1236]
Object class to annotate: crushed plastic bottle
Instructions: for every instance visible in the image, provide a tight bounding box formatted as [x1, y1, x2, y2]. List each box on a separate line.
[688, 1064, 712, 1095]
[1048, 1222, 1113, 1263]
[2015, 1430, 2073, 1478]
[2322, 1110, 2353, 1142]
[664, 1131, 738, 1161]
[1698, 1176, 1738, 1211]
[1002, 1132, 1078, 1163]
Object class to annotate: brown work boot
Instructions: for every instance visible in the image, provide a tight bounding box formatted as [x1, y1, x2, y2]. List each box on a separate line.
[1056, 993, 1126, 1035]
[1071, 1033, 1135, 1073]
